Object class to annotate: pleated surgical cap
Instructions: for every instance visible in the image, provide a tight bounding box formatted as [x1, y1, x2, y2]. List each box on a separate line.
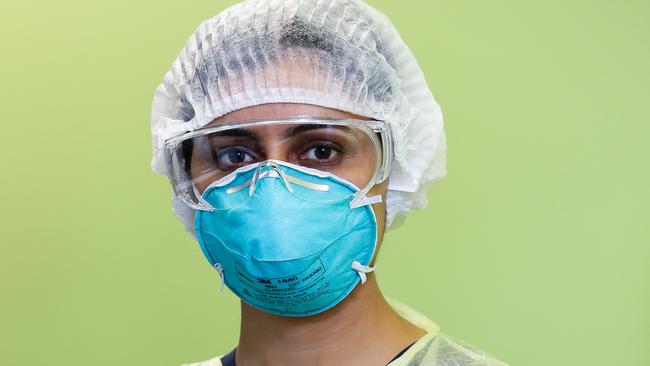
[151, 0, 447, 234]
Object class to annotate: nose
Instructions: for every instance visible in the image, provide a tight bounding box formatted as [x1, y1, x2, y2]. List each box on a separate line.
[261, 142, 289, 162]
[250, 125, 292, 163]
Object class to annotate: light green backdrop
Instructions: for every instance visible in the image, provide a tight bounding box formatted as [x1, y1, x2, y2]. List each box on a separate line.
[1, 1, 648, 365]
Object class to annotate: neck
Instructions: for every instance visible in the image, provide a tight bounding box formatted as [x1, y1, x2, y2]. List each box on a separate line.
[236, 275, 426, 366]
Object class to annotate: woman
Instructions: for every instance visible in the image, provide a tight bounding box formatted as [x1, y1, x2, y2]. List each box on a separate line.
[151, 1, 508, 365]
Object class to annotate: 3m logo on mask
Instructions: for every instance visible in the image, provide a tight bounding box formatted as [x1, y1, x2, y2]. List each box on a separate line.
[236, 259, 329, 309]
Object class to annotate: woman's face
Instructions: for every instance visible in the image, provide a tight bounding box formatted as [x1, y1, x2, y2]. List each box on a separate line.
[190, 103, 389, 250]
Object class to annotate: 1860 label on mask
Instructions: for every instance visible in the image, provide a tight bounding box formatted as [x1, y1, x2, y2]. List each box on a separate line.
[236, 258, 330, 309]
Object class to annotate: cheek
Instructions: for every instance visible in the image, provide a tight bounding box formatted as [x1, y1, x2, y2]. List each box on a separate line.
[189, 163, 212, 195]
[195, 181, 209, 196]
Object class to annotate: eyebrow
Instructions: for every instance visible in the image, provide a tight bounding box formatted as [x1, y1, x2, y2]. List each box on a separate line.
[202, 124, 356, 143]
[211, 128, 260, 139]
[282, 124, 356, 139]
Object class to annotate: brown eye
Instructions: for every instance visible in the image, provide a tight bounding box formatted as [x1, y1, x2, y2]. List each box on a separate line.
[313, 145, 334, 160]
[299, 143, 342, 166]
[216, 147, 256, 170]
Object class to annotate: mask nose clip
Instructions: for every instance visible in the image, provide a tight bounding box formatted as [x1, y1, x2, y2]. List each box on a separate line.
[248, 161, 295, 197]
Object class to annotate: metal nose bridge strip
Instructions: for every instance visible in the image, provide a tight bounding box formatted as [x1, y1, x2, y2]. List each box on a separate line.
[226, 170, 330, 195]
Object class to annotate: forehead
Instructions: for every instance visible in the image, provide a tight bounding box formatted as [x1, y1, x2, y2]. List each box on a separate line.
[204, 103, 371, 128]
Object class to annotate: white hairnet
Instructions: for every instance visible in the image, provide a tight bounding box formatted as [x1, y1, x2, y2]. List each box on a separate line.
[151, 0, 447, 235]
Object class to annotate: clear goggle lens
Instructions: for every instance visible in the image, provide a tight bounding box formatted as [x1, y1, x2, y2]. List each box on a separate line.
[165, 119, 391, 210]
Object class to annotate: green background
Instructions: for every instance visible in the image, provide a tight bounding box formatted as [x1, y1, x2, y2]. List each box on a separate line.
[1, 1, 648, 365]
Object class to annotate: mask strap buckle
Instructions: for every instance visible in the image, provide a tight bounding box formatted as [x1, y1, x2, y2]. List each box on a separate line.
[351, 261, 375, 284]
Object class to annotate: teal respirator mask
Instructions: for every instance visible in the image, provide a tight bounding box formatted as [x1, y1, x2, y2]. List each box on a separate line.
[164, 117, 393, 317]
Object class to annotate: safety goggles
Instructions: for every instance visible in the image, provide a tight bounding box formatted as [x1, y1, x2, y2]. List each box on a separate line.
[164, 117, 393, 211]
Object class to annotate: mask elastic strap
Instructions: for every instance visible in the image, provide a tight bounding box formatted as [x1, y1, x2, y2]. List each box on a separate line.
[349, 194, 383, 209]
[214, 263, 225, 291]
[351, 261, 375, 284]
